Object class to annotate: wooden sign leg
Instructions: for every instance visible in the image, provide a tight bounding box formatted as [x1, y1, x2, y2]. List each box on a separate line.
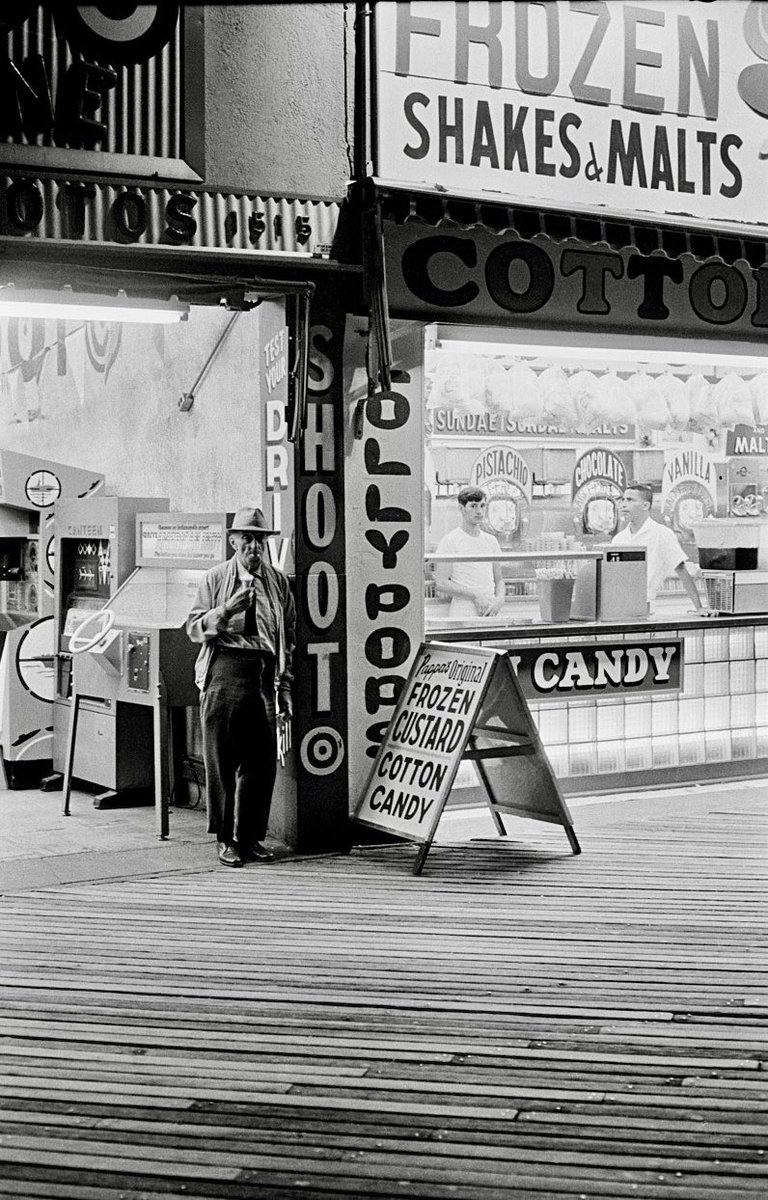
[565, 825, 582, 855]
[413, 840, 432, 876]
[470, 741, 507, 837]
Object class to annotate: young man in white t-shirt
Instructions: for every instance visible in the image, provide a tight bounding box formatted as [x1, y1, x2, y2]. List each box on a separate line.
[433, 487, 506, 619]
[612, 483, 711, 615]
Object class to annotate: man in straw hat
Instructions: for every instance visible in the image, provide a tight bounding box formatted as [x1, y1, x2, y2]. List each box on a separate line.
[187, 506, 295, 867]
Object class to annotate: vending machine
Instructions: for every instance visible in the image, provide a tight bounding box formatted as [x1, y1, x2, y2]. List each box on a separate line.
[60, 511, 232, 836]
[43, 494, 169, 792]
[0, 451, 103, 787]
[691, 437, 768, 614]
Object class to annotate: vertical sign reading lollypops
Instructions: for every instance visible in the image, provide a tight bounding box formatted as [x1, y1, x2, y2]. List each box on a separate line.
[354, 642, 496, 843]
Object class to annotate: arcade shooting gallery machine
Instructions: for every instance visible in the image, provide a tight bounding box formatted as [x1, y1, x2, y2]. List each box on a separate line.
[51, 509, 233, 837]
[0, 450, 103, 787]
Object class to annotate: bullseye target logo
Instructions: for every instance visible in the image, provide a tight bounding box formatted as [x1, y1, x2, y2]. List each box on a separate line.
[25, 471, 61, 508]
[300, 726, 345, 776]
[85, 322, 122, 379]
[56, 3, 180, 66]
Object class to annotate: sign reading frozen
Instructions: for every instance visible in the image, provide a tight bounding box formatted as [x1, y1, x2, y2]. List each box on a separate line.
[374, 1, 768, 234]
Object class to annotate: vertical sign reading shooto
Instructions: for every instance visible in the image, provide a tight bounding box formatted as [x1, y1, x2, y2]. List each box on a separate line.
[355, 643, 494, 843]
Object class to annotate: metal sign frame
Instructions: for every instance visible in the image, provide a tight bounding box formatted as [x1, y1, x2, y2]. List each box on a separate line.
[353, 641, 580, 874]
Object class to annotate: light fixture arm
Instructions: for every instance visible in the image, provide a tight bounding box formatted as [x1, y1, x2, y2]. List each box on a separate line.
[178, 311, 242, 412]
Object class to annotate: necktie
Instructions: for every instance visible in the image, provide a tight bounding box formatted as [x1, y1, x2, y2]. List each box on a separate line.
[243, 584, 256, 635]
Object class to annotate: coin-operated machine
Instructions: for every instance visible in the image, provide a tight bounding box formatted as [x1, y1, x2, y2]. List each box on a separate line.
[691, 518, 768, 613]
[690, 440, 768, 614]
[0, 451, 104, 787]
[42, 494, 170, 792]
[61, 512, 233, 837]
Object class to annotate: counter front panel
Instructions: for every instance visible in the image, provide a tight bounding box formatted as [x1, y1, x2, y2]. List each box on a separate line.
[428, 618, 768, 793]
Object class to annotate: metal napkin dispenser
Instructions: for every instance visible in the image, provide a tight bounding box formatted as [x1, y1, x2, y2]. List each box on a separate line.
[571, 548, 648, 622]
[599, 548, 648, 620]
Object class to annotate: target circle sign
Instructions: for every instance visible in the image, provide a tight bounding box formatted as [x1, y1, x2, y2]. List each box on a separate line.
[25, 471, 61, 508]
[17, 618, 55, 703]
[56, 3, 180, 65]
[300, 726, 345, 776]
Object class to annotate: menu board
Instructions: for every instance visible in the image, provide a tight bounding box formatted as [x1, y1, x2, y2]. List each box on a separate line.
[355, 642, 495, 844]
[136, 514, 229, 569]
[354, 642, 580, 873]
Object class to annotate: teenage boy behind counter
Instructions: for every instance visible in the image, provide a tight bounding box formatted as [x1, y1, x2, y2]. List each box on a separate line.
[612, 483, 715, 618]
[428, 483, 716, 629]
[432, 487, 506, 619]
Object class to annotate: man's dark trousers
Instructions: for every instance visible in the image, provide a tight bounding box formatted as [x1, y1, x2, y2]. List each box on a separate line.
[201, 648, 277, 847]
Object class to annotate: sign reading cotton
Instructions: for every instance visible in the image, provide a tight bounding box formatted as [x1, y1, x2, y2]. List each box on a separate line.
[355, 643, 492, 841]
[374, 0, 768, 233]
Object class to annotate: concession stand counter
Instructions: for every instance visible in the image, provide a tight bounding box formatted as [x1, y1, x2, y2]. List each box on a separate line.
[343, 2, 768, 803]
[418, 324, 768, 795]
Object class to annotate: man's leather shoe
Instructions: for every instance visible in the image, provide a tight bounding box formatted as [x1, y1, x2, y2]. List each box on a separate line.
[217, 841, 243, 867]
[240, 842, 276, 863]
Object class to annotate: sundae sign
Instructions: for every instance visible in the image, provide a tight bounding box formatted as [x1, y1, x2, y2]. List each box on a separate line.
[374, 0, 768, 234]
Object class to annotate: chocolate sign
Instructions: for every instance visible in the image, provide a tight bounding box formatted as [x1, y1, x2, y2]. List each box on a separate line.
[571, 448, 627, 537]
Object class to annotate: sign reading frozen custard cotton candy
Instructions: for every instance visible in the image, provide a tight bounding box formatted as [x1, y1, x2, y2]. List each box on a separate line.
[354, 643, 493, 842]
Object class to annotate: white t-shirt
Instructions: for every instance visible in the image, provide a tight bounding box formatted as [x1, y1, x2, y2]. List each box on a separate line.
[434, 526, 502, 618]
[612, 517, 686, 604]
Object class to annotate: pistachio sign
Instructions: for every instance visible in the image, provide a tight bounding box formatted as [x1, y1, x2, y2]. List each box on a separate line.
[354, 642, 579, 873]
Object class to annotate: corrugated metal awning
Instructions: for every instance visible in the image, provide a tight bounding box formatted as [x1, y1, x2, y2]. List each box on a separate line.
[374, 183, 768, 269]
[0, 175, 345, 260]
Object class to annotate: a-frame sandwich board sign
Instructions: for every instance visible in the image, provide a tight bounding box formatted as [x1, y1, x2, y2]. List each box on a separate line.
[353, 641, 581, 875]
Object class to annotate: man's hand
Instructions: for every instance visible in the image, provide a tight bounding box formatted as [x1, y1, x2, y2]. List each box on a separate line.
[486, 595, 505, 617]
[222, 586, 253, 621]
[278, 694, 293, 719]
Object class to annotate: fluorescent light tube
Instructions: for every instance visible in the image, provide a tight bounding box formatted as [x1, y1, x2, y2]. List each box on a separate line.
[0, 286, 189, 325]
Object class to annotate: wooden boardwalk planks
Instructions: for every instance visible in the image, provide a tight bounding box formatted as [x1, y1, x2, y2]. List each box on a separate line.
[0, 792, 765, 1198]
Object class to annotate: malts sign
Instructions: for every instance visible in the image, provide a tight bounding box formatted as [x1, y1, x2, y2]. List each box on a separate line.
[508, 639, 683, 702]
[374, 1, 768, 235]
